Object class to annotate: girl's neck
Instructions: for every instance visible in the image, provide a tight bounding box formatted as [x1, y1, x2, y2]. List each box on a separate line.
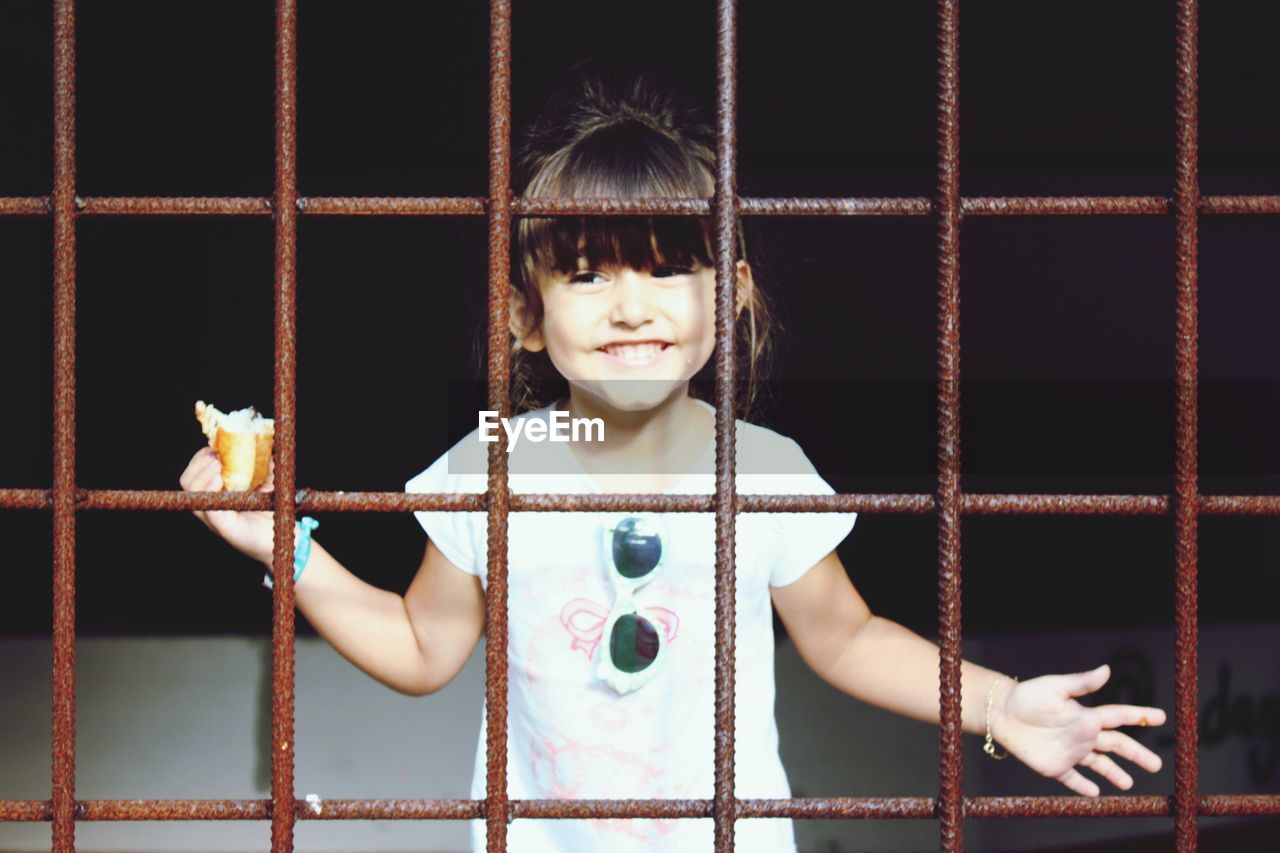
[554, 384, 713, 482]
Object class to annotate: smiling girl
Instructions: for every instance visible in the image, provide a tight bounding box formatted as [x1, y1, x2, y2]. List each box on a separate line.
[180, 75, 1167, 853]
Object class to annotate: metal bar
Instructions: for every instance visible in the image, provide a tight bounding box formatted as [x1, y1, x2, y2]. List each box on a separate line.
[519, 198, 715, 216]
[300, 197, 485, 216]
[5, 793, 1280, 823]
[7, 195, 1280, 218]
[483, 2, 513, 851]
[934, 1, 964, 849]
[961, 197, 1169, 216]
[0, 197, 52, 214]
[269, 1, 300, 850]
[10, 488, 1280, 517]
[713, 1, 741, 850]
[1173, 2, 1201, 850]
[1199, 195, 1280, 214]
[50, 1, 77, 851]
[78, 197, 272, 215]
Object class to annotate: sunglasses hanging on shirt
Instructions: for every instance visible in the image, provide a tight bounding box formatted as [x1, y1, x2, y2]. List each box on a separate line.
[596, 514, 668, 694]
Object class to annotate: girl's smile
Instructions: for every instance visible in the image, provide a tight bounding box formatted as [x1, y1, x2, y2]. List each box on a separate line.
[595, 339, 674, 368]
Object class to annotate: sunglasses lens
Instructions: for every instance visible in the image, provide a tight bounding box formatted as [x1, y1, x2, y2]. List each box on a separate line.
[612, 516, 663, 579]
[610, 613, 659, 673]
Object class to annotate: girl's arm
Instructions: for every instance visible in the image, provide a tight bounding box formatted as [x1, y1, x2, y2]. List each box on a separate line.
[180, 446, 485, 696]
[292, 539, 485, 696]
[771, 550, 1008, 734]
[771, 550, 1166, 796]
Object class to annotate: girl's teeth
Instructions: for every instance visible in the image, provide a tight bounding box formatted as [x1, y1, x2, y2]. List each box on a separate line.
[605, 343, 666, 362]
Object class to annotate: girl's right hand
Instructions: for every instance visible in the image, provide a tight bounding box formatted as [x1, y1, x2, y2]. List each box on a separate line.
[179, 447, 277, 567]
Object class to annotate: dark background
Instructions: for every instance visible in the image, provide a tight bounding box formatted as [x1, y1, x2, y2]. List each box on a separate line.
[1, 0, 1277, 638]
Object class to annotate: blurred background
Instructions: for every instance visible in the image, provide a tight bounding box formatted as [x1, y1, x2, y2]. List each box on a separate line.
[1, 1, 1277, 850]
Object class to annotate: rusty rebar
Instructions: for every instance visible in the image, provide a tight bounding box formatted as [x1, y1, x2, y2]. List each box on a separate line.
[8, 194, 1280, 218]
[712, 2, 741, 851]
[483, 2, 514, 851]
[269, 1, 300, 850]
[1173, 2, 1201, 851]
[11, 488, 1280, 518]
[6, 793, 1280, 824]
[50, 2, 77, 851]
[934, 1, 965, 850]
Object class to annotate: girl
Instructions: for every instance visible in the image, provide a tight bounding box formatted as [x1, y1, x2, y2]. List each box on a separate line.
[180, 76, 1167, 853]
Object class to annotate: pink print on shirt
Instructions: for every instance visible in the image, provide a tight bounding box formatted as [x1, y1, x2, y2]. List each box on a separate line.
[529, 731, 684, 844]
[559, 597, 680, 660]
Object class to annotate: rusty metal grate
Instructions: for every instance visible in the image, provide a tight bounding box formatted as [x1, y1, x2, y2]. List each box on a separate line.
[2, 0, 1280, 851]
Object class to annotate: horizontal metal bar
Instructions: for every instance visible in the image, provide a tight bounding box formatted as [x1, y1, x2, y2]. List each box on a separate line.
[80, 197, 272, 215]
[962, 197, 1167, 215]
[0, 197, 51, 214]
[300, 197, 485, 215]
[6, 488, 1280, 515]
[3, 794, 1276, 822]
[1200, 195, 1280, 215]
[3, 196, 1279, 218]
[519, 198, 715, 215]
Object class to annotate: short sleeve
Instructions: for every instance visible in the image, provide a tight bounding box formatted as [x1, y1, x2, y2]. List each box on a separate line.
[404, 452, 485, 579]
[764, 438, 857, 588]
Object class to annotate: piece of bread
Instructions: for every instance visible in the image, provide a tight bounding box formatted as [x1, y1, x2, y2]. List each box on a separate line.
[194, 400, 274, 491]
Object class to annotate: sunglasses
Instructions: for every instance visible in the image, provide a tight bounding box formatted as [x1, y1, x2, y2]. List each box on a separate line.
[596, 514, 668, 694]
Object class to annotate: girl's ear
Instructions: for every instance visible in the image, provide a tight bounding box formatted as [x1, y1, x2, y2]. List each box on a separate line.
[734, 260, 755, 320]
[509, 286, 545, 352]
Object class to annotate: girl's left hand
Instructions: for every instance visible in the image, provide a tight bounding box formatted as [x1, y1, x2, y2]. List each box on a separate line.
[989, 664, 1167, 797]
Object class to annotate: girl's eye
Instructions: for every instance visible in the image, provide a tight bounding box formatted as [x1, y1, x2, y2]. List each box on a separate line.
[567, 271, 607, 285]
[652, 265, 693, 278]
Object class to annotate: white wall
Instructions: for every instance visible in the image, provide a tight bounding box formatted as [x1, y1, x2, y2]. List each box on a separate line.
[1, 623, 1276, 852]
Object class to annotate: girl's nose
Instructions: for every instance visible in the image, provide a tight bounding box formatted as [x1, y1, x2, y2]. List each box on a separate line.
[609, 270, 656, 326]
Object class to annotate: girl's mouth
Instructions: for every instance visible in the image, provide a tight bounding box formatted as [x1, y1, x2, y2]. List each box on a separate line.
[597, 341, 672, 367]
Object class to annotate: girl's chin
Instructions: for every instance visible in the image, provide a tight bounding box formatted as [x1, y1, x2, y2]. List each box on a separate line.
[570, 379, 687, 412]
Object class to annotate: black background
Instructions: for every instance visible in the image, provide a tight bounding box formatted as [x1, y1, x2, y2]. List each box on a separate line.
[1, 0, 1277, 637]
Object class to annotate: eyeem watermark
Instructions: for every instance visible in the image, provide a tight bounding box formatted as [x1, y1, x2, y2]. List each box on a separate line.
[479, 410, 604, 452]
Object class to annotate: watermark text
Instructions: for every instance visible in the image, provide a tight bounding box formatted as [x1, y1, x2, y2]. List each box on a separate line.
[478, 410, 604, 452]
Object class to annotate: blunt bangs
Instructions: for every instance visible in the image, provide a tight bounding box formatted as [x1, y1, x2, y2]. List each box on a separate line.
[516, 118, 718, 287]
[520, 216, 716, 283]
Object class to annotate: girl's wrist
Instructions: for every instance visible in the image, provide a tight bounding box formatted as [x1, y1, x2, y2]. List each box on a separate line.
[984, 674, 1019, 759]
[261, 517, 319, 588]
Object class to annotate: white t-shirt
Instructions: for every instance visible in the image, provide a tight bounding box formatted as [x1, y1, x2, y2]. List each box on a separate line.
[404, 398, 856, 853]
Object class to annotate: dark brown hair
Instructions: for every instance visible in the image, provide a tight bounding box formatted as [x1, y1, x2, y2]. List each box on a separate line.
[507, 74, 778, 419]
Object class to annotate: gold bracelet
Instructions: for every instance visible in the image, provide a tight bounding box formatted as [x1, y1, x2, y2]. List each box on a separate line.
[983, 675, 1017, 760]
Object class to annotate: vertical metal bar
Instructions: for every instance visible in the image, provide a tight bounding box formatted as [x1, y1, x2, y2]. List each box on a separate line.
[713, 1, 740, 850]
[935, 1, 965, 850]
[270, 1, 300, 849]
[51, 1, 77, 850]
[485, 2, 513, 850]
[1173, 2, 1200, 851]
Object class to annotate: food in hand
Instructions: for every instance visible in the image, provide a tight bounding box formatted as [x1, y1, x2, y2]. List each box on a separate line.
[194, 400, 274, 491]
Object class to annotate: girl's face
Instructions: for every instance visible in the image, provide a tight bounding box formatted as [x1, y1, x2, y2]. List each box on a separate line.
[512, 258, 750, 413]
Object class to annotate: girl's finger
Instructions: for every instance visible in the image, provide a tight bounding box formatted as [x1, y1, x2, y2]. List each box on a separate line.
[1095, 704, 1167, 731]
[188, 480, 212, 530]
[197, 464, 219, 493]
[1079, 751, 1133, 791]
[201, 471, 227, 517]
[1094, 729, 1164, 774]
[1063, 664, 1110, 698]
[1056, 767, 1100, 798]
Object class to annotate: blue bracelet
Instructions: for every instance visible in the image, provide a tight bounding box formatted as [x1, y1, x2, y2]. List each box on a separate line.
[262, 516, 320, 590]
